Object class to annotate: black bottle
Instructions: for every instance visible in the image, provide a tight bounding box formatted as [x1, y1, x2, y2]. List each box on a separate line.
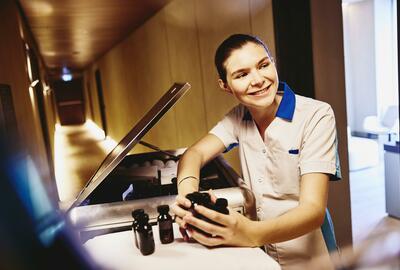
[137, 212, 155, 255]
[157, 205, 174, 244]
[132, 209, 144, 248]
[184, 192, 229, 235]
[214, 198, 229, 215]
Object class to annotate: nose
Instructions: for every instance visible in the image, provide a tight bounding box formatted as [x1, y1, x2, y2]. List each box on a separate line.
[250, 70, 264, 86]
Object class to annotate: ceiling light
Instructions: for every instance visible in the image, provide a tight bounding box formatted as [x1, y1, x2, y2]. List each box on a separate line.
[61, 74, 72, 82]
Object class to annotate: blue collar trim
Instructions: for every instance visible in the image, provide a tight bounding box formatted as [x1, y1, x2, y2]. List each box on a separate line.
[276, 82, 296, 121]
[242, 81, 296, 121]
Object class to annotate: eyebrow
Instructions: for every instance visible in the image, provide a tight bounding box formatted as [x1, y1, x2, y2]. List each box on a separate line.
[231, 57, 270, 77]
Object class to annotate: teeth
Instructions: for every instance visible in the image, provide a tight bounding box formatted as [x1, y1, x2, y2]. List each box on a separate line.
[251, 89, 267, 95]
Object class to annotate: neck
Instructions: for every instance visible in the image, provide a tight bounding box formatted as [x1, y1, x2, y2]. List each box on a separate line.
[248, 95, 282, 135]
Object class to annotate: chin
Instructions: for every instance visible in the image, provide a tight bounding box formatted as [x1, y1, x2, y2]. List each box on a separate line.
[247, 96, 274, 109]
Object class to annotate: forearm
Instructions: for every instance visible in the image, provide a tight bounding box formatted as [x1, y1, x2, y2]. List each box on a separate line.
[177, 148, 204, 196]
[176, 134, 226, 196]
[250, 203, 325, 246]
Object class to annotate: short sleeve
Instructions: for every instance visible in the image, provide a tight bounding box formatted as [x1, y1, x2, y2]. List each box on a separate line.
[209, 107, 240, 153]
[299, 104, 341, 180]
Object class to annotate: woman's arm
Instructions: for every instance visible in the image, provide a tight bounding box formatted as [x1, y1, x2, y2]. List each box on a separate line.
[251, 172, 329, 244]
[171, 134, 226, 233]
[183, 172, 329, 247]
[176, 133, 227, 196]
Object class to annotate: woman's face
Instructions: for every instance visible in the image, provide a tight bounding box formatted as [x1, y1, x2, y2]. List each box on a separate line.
[220, 42, 279, 111]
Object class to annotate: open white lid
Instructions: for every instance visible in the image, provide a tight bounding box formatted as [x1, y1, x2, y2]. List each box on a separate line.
[68, 82, 191, 210]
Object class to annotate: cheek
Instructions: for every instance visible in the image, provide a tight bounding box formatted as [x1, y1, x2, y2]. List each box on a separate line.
[231, 79, 250, 91]
[261, 67, 277, 79]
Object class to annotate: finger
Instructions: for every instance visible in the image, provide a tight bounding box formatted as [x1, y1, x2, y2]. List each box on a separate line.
[194, 205, 231, 226]
[183, 213, 225, 237]
[170, 202, 190, 218]
[174, 216, 187, 229]
[187, 228, 223, 247]
[174, 216, 190, 241]
[175, 194, 191, 208]
[207, 189, 217, 203]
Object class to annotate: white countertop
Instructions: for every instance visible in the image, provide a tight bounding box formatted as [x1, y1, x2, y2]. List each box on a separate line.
[84, 223, 281, 270]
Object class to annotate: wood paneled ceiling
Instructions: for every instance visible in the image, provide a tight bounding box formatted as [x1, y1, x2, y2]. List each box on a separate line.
[18, 0, 172, 78]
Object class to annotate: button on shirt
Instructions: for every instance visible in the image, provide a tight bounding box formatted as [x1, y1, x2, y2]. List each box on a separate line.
[209, 82, 341, 269]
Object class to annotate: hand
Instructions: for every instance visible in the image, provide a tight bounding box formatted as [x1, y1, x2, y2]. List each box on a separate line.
[183, 202, 258, 247]
[170, 194, 192, 241]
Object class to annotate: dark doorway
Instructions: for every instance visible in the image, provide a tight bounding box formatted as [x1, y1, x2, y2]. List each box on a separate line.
[0, 84, 19, 151]
[272, 0, 315, 98]
[86, 81, 95, 121]
[95, 69, 107, 136]
[53, 78, 85, 125]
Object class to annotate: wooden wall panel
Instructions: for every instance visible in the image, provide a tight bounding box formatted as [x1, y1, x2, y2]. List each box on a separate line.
[194, 0, 253, 171]
[115, 27, 150, 154]
[0, 1, 30, 148]
[85, 0, 276, 171]
[43, 88, 57, 159]
[163, 0, 208, 147]
[129, 12, 178, 151]
[119, 31, 146, 129]
[195, 0, 251, 130]
[87, 67, 102, 126]
[82, 73, 92, 121]
[0, 0, 54, 195]
[97, 46, 131, 139]
[94, 10, 179, 153]
[250, 0, 276, 59]
[310, 0, 352, 248]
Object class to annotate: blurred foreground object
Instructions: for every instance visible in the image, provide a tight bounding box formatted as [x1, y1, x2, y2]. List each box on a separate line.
[0, 136, 96, 269]
[301, 221, 400, 270]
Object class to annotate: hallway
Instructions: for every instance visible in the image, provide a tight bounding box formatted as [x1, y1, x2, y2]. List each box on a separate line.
[54, 120, 116, 208]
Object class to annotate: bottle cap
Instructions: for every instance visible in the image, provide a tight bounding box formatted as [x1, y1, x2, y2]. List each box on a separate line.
[137, 213, 149, 224]
[215, 198, 228, 208]
[157, 204, 170, 213]
[132, 208, 144, 218]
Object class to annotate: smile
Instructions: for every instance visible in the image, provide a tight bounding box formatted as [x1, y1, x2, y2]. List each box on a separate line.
[249, 85, 270, 96]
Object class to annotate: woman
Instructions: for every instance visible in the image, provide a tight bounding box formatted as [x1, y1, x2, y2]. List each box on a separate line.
[171, 34, 341, 269]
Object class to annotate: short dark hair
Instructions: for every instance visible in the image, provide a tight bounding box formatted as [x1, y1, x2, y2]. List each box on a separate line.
[214, 34, 271, 83]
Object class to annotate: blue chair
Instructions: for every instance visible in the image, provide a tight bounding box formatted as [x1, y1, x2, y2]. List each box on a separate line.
[321, 208, 339, 253]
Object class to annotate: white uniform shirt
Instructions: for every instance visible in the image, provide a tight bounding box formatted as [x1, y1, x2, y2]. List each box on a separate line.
[209, 82, 341, 269]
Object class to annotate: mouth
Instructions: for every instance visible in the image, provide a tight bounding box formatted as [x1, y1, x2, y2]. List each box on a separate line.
[248, 85, 271, 96]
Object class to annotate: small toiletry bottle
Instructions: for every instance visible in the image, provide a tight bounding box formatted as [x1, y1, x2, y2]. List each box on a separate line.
[132, 209, 144, 248]
[214, 198, 229, 215]
[137, 212, 155, 255]
[157, 205, 174, 244]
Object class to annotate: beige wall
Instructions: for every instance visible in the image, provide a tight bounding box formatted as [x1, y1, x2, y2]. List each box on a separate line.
[310, 0, 353, 247]
[0, 0, 57, 197]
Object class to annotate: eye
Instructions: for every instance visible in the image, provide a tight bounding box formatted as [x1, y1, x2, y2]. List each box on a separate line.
[259, 62, 270, 69]
[235, 72, 248, 79]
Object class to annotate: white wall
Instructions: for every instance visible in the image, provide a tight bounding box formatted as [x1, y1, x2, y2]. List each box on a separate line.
[374, 0, 398, 119]
[342, 0, 377, 132]
[343, 0, 398, 131]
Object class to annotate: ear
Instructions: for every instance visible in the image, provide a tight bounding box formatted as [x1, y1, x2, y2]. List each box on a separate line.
[218, 79, 232, 94]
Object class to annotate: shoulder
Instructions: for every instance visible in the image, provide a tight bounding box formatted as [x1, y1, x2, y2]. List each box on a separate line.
[295, 95, 334, 119]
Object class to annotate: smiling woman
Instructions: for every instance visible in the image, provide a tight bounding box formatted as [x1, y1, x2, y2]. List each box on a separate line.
[171, 34, 342, 270]
[220, 42, 280, 129]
